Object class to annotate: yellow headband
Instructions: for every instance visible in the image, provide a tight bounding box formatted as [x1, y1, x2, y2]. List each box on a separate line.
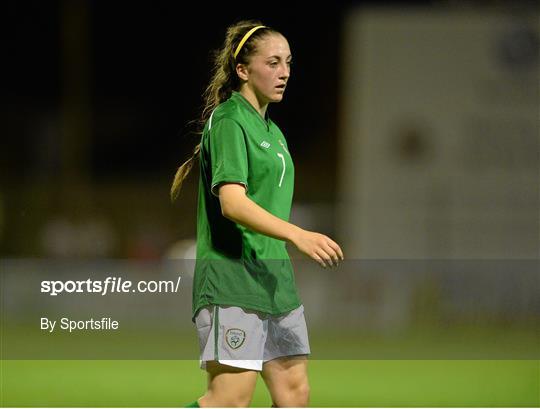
[233, 25, 266, 59]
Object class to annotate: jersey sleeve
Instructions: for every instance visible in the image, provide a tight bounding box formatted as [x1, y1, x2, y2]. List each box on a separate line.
[209, 118, 249, 196]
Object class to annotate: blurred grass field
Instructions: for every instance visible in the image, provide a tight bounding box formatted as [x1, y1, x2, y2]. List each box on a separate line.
[1, 359, 538, 407]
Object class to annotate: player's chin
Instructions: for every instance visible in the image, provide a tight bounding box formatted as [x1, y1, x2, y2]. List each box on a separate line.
[270, 91, 285, 102]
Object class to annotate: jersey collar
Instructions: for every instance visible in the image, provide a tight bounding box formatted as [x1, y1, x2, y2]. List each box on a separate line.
[231, 91, 271, 130]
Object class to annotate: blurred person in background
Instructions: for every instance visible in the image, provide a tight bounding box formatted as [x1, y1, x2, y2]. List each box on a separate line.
[171, 20, 344, 408]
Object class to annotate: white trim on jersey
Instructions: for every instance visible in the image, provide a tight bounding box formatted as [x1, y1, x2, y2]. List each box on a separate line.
[208, 109, 216, 130]
[277, 153, 286, 187]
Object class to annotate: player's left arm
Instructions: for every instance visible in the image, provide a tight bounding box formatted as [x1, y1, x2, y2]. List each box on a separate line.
[218, 183, 344, 267]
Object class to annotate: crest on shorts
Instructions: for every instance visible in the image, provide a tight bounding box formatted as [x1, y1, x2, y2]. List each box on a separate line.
[225, 328, 246, 349]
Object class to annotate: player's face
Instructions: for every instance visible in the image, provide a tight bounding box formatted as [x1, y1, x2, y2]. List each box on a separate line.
[244, 34, 292, 104]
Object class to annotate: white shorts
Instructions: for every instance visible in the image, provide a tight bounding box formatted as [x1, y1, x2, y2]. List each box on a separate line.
[195, 304, 310, 371]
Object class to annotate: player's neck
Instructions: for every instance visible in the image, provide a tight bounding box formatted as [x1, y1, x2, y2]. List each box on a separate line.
[239, 87, 268, 118]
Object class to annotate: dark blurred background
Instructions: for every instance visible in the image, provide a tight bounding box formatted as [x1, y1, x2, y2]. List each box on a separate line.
[3, 0, 369, 258]
[4, 0, 538, 260]
[2, 0, 539, 336]
[1, 5, 539, 406]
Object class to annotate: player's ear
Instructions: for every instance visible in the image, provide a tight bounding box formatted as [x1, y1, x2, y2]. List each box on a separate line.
[236, 63, 249, 81]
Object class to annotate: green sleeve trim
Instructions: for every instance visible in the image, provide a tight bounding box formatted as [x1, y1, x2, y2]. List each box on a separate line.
[211, 180, 248, 197]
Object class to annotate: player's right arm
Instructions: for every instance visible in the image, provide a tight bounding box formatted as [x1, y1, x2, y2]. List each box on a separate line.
[218, 183, 344, 268]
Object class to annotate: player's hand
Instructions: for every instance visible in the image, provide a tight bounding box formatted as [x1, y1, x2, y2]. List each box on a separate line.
[291, 229, 344, 268]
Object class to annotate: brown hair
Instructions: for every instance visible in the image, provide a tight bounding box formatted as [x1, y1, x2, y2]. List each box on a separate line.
[170, 20, 279, 201]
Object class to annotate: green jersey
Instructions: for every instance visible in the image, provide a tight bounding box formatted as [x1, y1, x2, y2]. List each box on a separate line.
[192, 91, 301, 320]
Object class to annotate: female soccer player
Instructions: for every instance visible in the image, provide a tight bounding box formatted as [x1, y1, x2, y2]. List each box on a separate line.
[171, 20, 344, 408]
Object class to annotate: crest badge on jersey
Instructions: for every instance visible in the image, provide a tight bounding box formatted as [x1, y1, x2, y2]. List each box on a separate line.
[225, 328, 246, 349]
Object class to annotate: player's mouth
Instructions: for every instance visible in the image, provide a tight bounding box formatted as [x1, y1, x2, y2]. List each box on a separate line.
[275, 83, 287, 91]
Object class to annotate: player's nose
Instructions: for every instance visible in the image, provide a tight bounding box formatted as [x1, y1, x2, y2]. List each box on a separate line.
[279, 62, 290, 79]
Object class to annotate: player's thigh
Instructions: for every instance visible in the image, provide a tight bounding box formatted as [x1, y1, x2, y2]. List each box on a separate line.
[203, 360, 259, 406]
[261, 355, 310, 406]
